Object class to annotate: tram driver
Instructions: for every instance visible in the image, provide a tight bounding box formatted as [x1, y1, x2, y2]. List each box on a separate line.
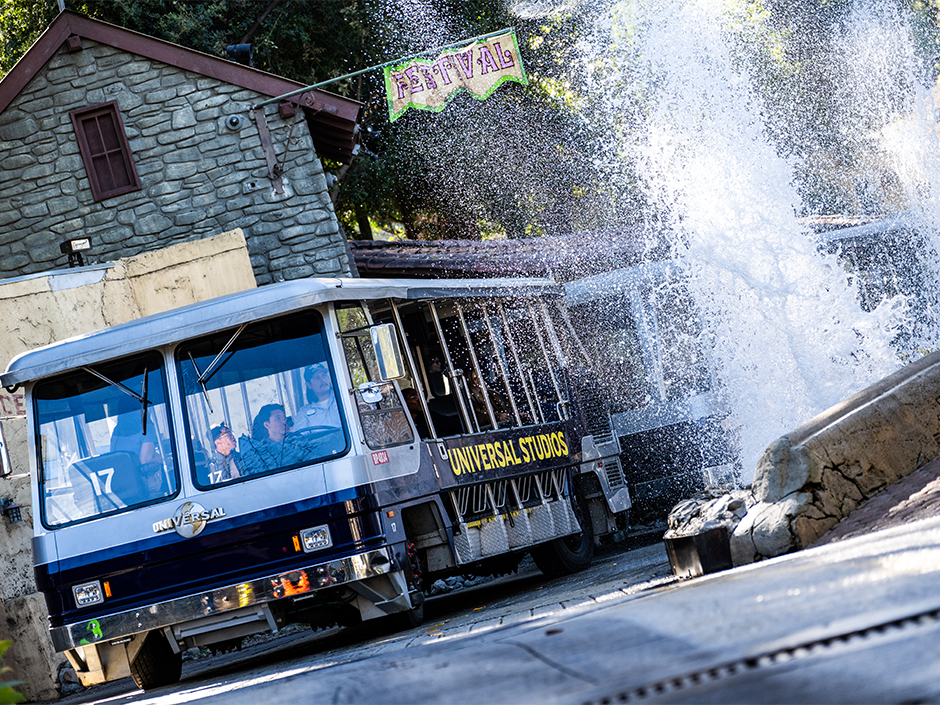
[293, 363, 342, 430]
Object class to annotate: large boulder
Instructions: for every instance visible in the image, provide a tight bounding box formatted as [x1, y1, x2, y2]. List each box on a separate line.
[730, 350, 940, 564]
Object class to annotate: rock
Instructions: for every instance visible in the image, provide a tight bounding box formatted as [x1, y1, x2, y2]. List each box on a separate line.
[752, 439, 818, 503]
[57, 662, 84, 696]
[750, 493, 810, 558]
[664, 487, 752, 540]
[732, 351, 940, 566]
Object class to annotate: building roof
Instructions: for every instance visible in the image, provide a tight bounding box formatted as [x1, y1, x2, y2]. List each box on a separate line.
[0, 10, 362, 162]
[349, 227, 667, 282]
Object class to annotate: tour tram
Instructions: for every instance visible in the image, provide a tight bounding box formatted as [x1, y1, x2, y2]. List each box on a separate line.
[2, 277, 629, 690]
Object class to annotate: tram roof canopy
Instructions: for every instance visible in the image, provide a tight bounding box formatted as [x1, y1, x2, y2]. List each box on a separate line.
[2, 277, 562, 387]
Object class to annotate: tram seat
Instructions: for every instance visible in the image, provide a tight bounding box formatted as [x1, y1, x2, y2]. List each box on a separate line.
[70, 451, 145, 508]
[428, 395, 464, 436]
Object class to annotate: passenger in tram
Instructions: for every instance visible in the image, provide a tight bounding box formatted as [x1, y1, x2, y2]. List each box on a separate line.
[206, 423, 241, 483]
[107, 397, 170, 502]
[402, 388, 431, 438]
[427, 356, 448, 398]
[109, 396, 160, 467]
[425, 357, 462, 435]
[293, 363, 342, 430]
[469, 367, 511, 428]
[239, 404, 305, 474]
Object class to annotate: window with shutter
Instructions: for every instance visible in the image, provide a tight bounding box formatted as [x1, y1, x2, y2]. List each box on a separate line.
[70, 101, 141, 202]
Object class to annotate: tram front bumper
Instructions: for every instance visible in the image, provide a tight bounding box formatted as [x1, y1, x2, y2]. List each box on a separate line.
[51, 547, 394, 652]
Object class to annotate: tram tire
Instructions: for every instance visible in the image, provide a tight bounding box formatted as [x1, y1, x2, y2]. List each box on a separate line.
[129, 630, 183, 691]
[393, 594, 425, 630]
[531, 495, 595, 578]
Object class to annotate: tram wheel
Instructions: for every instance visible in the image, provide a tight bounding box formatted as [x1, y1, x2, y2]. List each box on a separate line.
[128, 630, 182, 691]
[531, 494, 595, 577]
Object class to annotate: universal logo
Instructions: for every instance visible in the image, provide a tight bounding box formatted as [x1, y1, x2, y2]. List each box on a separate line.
[153, 501, 226, 538]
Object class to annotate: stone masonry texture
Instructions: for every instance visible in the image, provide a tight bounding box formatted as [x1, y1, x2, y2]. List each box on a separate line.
[0, 40, 350, 284]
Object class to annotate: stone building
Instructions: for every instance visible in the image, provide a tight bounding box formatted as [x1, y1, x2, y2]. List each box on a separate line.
[0, 10, 362, 285]
[0, 10, 362, 698]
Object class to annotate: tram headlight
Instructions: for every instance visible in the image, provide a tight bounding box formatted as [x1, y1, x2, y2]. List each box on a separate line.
[72, 580, 104, 607]
[299, 525, 332, 552]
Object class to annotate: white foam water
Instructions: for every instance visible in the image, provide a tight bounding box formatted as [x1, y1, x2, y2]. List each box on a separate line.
[389, 0, 939, 483]
[571, 0, 933, 480]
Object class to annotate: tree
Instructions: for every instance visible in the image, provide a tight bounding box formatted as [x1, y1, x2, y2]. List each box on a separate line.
[9, 1, 932, 236]
[0, 0, 58, 76]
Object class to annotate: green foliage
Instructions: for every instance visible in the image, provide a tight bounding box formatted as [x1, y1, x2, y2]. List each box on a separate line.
[0, 0, 59, 76]
[5, 0, 939, 236]
[0, 641, 25, 705]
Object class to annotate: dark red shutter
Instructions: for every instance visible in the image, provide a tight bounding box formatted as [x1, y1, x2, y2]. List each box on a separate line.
[70, 102, 141, 201]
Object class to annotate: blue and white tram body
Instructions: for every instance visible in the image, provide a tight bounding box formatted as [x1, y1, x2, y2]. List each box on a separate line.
[3, 277, 626, 690]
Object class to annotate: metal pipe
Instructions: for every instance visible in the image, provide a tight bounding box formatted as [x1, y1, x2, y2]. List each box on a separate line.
[528, 303, 565, 418]
[554, 299, 593, 368]
[389, 300, 438, 438]
[458, 374, 480, 434]
[456, 303, 498, 430]
[253, 28, 515, 109]
[428, 301, 474, 433]
[485, 484, 500, 517]
[498, 301, 540, 422]
[482, 306, 522, 426]
[538, 299, 568, 368]
[526, 368, 545, 424]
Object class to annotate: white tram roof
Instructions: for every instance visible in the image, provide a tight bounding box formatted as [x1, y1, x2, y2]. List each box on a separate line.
[2, 276, 562, 387]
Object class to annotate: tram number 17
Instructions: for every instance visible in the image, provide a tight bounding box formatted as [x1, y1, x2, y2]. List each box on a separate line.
[89, 468, 114, 496]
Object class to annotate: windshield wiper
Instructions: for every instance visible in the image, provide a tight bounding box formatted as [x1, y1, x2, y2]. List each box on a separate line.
[187, 323, 248, 412]
[82, 365, 151, 435]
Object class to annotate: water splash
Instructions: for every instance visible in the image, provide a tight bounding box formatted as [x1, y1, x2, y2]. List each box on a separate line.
[384, 0, 938, 484]
[574, 0, 922, 479]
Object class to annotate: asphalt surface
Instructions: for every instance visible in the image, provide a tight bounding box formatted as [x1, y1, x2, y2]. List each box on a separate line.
[44, 513, 940, 704]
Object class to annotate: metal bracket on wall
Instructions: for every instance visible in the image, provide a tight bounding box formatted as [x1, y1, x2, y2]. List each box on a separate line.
[252, 107, 284, 194]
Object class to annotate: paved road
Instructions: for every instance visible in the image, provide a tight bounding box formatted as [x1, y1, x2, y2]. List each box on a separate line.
[51, 517, 940, 704]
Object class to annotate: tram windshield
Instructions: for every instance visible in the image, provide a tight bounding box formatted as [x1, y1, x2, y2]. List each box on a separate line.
[176, 311, 351, 489]
[34, 352, 178, 528]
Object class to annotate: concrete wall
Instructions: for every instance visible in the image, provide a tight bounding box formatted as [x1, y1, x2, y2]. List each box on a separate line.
[0, 230, 256, 700]
[731, 350, 940, 564]
[0, 39, 350, 285]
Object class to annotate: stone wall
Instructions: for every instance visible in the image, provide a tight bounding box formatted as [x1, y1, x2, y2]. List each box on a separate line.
[0, 230, 256, 700]
[0, 40, 350, 285]
[730, 350, 940, 564]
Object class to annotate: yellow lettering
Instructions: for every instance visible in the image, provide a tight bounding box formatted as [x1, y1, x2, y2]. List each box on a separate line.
[481, 444, 493, 471]
[462, 447, 476, 474]
[448, 449, 462, 476]
[494, 441, 505, 467]
[520, 437, 531, 463]
[468, 445, 483, 473]
[557, 432, 568, 456]
[534, 436, 546, 460]
[547, 434, 558, 458]
[507, 440, 521, 464]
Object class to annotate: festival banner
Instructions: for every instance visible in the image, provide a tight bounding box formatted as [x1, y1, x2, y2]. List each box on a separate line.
[383, 29, 528, 122]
